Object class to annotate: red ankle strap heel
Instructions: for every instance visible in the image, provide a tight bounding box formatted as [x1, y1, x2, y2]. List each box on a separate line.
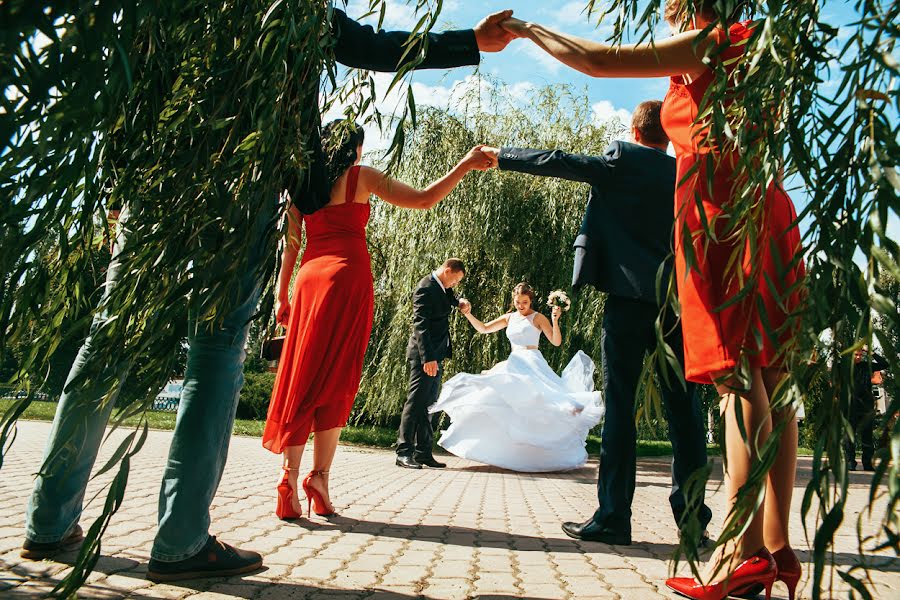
[302, 470, 336, 517]
[665, 548, 777, 600]
[275, 468, 302, 520]
[772, 547, 801, 600]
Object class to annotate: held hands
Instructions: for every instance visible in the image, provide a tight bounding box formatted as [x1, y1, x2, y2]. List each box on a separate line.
[423, 360, 439, 377]
[275, 299, 291, 326]
[461, 145, 495, 171]
[458, 299, 472, 315]
[474, 10, 518, 52]
[480, 146, 500, 168]
[499, 16, 530, 38]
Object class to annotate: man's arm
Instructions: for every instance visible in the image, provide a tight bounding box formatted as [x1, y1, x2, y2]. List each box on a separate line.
[446, 289, 460, 308]
[871, 353, 888, 372]
[332, 8, 481, 71]
[485, 146, 615, 184]
[412, 285, 438, 361]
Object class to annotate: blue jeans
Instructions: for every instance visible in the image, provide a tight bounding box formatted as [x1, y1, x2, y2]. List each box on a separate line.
[25, 197, 276, 561]
[593, 295, 712, 535]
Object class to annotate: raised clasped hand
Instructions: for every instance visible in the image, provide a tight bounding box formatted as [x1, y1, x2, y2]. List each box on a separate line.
[479, 146, 500, 169]
[551, 305, 563, 321]
[463, 145, 494, 171]
[458, 299, 472, 315]
[474, 10, 517, 52]
[499, 16, 529, 38]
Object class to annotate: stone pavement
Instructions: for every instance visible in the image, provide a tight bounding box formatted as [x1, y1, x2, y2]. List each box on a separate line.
[0, 421, 897, 599]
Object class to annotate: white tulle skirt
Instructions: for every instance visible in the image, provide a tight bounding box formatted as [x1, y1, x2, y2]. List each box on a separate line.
[428, 349, 604, 472]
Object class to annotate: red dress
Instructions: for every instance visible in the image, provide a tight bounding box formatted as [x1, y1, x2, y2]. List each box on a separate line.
[263, 166, 374, 453]
[660, 21, 805, 384]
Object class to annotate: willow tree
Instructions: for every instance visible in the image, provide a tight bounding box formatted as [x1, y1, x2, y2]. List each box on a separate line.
[1, 0, 437, 594]
[1, 1, 898, 598]
[582, 1, 899, 597]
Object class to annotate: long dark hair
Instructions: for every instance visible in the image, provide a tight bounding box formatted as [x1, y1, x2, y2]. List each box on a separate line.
[322, 119, 365, 189]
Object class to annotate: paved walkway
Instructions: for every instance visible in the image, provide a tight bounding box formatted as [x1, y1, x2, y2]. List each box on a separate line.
[0, 421, 897, 599]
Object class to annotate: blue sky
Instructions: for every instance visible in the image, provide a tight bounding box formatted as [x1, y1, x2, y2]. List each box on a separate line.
[330, 1, 893, 248]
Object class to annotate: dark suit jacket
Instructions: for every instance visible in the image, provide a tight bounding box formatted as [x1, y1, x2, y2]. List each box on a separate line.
[498, 141, 676, 304]
[406, 275, 460, 363]
[291, 8, 480, 214]
[852, 352, 888, 409]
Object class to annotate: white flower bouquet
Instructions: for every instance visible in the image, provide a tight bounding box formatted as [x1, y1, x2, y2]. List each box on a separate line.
[547, 290, 572, 312]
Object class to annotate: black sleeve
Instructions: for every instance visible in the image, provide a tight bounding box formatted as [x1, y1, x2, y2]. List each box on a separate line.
[412, 285, 438, 362]
[498, 146, 614, 185]
[871, 353, 888, 372]
[446, 289, 460, 308]
[331, 8, 480, 72]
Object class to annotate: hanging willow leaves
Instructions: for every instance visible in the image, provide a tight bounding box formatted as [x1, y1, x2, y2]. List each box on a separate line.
[1, 0, 447, 593]
[583, 1, 899, 598]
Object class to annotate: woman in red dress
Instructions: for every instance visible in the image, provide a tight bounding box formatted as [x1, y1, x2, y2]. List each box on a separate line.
[501, 3, 805, 599]
[264, 121, 491, 520]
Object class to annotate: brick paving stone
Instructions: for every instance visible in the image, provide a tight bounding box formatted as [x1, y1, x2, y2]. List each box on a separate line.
[0, 421, 898, 599]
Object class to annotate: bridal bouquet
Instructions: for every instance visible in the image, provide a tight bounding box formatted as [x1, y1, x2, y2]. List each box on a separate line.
[547, 290, 572, 311]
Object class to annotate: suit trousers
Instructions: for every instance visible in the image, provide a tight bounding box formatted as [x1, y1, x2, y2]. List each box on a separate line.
[593, 295, 712, 536]
[396, 359, 443, 460]
[844, 397, 876, 467]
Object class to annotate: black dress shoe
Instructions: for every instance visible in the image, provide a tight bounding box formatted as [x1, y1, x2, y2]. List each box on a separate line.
[862, 461, 875, 472]
[21, 524, 84, 560]
[417, 457, 446, 468]
[147, 536, 262, 582]
[561, 518, 631, 545]
[395, 455, 422, 469]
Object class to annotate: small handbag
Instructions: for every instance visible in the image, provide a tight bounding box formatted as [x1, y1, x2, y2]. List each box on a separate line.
[260, 334, 285, 361]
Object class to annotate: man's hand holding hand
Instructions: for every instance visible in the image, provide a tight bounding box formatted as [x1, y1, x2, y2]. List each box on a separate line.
[474, 10, 517, 52]
[423, 360, 439, 377]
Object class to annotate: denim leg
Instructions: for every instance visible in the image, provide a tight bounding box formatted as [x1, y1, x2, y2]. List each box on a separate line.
[25, 209, 133, 543]
[592, 297, 650, 534]
[151, 198, 277, 561]
[659, 316, 712, 531]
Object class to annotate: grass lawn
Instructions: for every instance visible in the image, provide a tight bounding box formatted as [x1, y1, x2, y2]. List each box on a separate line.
[3, 400, 812, 457]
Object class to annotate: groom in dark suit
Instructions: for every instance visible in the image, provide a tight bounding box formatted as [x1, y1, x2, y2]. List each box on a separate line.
[480, 101, 712, 549]
[396, 259, 468, 469]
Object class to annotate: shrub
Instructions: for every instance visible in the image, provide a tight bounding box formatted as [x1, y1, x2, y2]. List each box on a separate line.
[237, 371, 275, 421]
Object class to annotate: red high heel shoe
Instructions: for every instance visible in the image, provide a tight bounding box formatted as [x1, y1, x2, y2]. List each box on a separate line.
[665, 548, 776, 600]
[773, 546, 802, 600]
[275, 468, 303, 520]
[302, 470, 336, 517]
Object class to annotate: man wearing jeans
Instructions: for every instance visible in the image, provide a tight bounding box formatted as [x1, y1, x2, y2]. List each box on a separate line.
[20, 7, 514, 581]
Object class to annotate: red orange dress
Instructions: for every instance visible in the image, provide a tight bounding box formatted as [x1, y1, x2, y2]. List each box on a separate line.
[660, 21, 805, 384]
[263, 166, 374, 453]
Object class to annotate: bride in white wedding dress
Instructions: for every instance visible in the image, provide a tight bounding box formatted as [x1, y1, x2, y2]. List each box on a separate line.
[429, 283, 603, 472]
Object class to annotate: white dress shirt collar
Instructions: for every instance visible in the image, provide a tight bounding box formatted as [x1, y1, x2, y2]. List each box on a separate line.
[432, 271, 446, 292]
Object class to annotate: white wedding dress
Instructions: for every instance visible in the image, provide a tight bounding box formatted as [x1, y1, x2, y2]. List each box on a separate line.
[428, 312, 603, 472]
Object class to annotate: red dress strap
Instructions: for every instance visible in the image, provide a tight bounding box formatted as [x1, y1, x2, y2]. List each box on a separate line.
[344, 165, 361, 204]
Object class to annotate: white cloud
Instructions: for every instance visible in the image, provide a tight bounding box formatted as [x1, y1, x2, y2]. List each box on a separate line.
[351, 0, 464, 32]
[555, 1, 591, 26]
[325, 72, 539, 155]
[591, 100, 631, 127]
